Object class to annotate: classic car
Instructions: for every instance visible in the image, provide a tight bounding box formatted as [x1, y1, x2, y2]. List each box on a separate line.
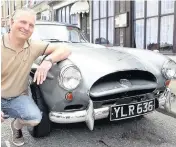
[28, 21, 176, 138]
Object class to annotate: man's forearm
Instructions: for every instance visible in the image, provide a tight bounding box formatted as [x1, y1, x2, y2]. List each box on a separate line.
[46, 45, 71, 63]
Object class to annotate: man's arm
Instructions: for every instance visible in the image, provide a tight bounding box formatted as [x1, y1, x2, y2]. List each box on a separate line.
[43, 43, 71, 63]
[33, 44, 71, 85]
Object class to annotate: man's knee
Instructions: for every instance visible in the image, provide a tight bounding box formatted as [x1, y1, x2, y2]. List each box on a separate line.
[20, 119, 41, 127]
[20, 111, 42, 126]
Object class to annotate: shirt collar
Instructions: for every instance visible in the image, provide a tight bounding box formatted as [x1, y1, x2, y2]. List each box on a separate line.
[2, 33, 30, 50]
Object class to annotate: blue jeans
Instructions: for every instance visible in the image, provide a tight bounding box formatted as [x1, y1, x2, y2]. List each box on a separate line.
[1, 88, 42, 125]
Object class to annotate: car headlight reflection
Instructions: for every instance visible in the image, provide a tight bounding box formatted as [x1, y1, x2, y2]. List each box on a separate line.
[162, 60, 176, 79]
[59, 66, 82, 90]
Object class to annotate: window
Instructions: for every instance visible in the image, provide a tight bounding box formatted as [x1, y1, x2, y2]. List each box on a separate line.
[32, 25, 88, 43]
[66, 6, 70, 23]
[1, 6, 4, 17]
[100, 1, 106, 18]
[134, 0, 175, 53]
[36, 13, 41, 20]
[87, 14, 90, 36]
[58, 9, 61, 22]
[92, 1, 114, 45]
[147, 1, 158, 17]
[146, 17, 158, 50]
[135, 20, 144, 49]
[6, 1, 9, 15]
[42, 16, 47, 20]
[160, 15, 174, 52]
[23, 0, 27, 6]
[108, 17, 114, 44]
[71, 14, 78, 25]
[62, 7, 66, 23]
[100, 19, 106, 38]
[108, 0, 114, 17]
[93, 0, 99, 19]
[161, 0, 174, 14]
[108, 1, 114, 45]
[134, 0, 144, 19]
[57, 5, 78, 25]
[93, 20, 99, 43]
[14, 1, 16, 11]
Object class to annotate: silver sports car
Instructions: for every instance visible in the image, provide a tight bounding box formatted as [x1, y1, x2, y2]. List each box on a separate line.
[28, 21, 176, 138]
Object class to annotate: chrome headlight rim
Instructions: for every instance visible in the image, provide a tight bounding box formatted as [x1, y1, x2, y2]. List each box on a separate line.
[162, 59, 176, 79]
[59, 65, 82, 91]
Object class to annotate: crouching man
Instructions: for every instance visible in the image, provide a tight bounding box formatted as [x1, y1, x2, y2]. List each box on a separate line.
[1, 8, 71, 146]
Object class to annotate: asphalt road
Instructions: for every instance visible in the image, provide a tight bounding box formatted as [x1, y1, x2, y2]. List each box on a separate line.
[1, 111, 176, 147]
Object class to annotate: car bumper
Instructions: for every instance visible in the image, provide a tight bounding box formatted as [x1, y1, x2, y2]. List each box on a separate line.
[49, 88, 173, 130]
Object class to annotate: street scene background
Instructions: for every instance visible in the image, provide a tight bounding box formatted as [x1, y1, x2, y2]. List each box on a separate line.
[1, 0, 176, 147]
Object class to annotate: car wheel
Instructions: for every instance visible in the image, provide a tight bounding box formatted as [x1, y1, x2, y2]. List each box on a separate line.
[27, 84, 51, 138]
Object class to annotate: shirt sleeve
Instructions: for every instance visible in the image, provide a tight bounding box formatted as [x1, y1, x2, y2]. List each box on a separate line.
[30, 39, 50, 59]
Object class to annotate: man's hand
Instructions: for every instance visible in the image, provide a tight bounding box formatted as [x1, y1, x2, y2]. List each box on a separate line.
[33, 60, 52, 85]
[1, 111, 4, 122]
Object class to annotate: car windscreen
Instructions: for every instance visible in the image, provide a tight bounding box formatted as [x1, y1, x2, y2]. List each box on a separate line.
[31, 24, 88, 43]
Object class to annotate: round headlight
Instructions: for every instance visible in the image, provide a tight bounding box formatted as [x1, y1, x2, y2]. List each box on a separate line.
[162, 60, 176, 79]
[59, 66, 82, 90]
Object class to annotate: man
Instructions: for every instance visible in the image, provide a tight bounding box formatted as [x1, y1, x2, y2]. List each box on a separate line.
[1, 8, 71, 146]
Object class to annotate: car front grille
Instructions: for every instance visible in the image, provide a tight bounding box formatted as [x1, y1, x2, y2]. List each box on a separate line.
[90, 70, 157, 102]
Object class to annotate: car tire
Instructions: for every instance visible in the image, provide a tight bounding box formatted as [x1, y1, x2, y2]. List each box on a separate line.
[27, 84, 51, 138]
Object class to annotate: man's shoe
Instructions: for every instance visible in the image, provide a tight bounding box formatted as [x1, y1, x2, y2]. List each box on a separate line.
[10, 119, 24, 146]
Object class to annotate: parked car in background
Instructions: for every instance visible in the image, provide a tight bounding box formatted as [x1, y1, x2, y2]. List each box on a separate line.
[28, 21, 176, 138]
[95, 37, 113, 47]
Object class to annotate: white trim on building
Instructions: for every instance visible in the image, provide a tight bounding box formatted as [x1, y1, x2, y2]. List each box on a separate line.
[53, 0, 77, 10]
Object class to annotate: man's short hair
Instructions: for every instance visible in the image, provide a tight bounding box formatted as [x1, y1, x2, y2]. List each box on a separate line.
[11, 8, 36, 20]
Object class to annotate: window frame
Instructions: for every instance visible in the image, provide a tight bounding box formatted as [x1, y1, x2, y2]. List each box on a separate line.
[56, 4, 79, 25]
[92, 0, 115, 45]
[133, 0, 176, 54]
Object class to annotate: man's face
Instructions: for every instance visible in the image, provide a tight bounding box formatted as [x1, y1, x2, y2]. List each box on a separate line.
[11, 11, 35, 40]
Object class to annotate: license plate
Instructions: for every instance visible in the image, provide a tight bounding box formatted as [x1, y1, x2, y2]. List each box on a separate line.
[110, 99, 155, 121]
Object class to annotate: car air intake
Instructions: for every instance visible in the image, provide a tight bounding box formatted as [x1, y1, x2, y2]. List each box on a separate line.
[90, 70, 157, 102]
[64, 104, 84, 111]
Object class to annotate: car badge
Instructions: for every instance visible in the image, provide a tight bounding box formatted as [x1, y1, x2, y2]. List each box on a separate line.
[120, 79, 132, 87]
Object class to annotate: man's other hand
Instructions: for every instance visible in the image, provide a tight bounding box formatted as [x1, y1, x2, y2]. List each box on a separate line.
[33, 60, 52, 85]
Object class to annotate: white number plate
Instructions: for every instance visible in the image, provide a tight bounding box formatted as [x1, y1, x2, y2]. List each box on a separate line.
[110, 99, 155, 121]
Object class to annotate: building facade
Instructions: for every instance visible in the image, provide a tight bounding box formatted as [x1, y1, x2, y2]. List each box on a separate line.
[1, 0, 16, 32]
[30, 0, 51, 21]
[47, 0, 175, 54]
[1, 0, 175, 55]
[48, 0, 90, 41]
[91, 0, 176, 54]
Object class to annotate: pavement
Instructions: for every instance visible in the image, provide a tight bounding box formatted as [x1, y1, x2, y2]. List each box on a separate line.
[1, 112, 176, 147]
